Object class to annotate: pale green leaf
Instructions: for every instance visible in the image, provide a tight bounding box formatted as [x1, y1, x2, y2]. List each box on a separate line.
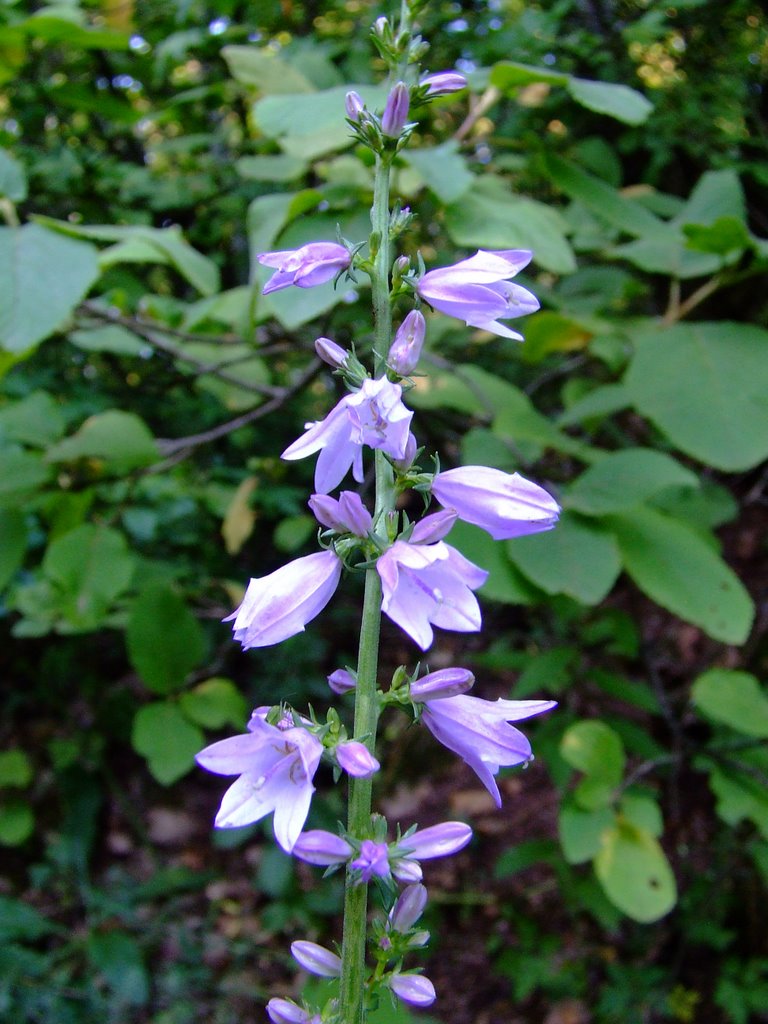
[179, 678, 248, 730]
[132, 702, 204, 786]
[692, 669, 768, 738]
[567, 78, 653, 125]
[595, 820, 677, 922]
[0, 509, 26, 589]
[126, 585, 206, 695]
[46, 410, 159, 472]
[565, 449, 698, 515]
[403, 141, 475, 203]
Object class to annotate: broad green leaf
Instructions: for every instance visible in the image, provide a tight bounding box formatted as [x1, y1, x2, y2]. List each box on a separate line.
[490, 61, 569, 89]
[619, 793, 663, 838]
[126, 584, 206, 694]
[0, 447, 51, 500]
[47, 410, 159, 472]
[449, 520, 544, 604]
[708, 764, 768, 840]
[273, 514, 316, 553]
[0, 508, 26, 588]
[518, 312, 592, 363]
[43, 524, 135, 630]
[236, 154, 308, 182]
[247, 193, 300, 264]
[560, 719, 626, 785]
[509, 512, 621, 605]
[0, 147, 27, 202]
[0, 749, 33, 788]
[594, 820, 677, 922]
[684, 216, 751, 256]
[565, 449, 698, 515]
[69, 324, 144, 355]
[0, 390, 66, 446]
[692, 669, 768, 738]
[0, 224, 99, 353]
[566, 77, 653, 125]
[0, 895, 58, 941]
[86, 931, 149, 1006]
[0, 798, 34, 846]
[674, 169, 746, 228]
[608, 507, 754, 644]
[132, 702, 204, 786]
[556, 383, 632, 428]
[403, 141, 475, 203]
[179, 678, 248, 730]
[614, 228, 723, 278]
[445, 177, 576, 274]
[625, 322, 768, 471]
[18, 11, 129, 50]
[559, 800, 614, 864]
[651, 479, 737, 530]
[222, 45, 314, 93]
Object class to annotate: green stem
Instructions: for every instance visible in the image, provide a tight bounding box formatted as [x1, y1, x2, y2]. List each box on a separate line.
[338, 149, 396, 1024]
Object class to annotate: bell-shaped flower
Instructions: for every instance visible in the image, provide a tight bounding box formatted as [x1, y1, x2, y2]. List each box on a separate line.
[389, 884, 428, 933]
[392, 821, 473, 882]
[292, 829, 354, 866]
[225, 550, 342, 649]
[267, 999, 321, 1024]
[431, 465, 560, 539]
[309, 491, 372, 536]
[417, 693, 556, 807]
[291, 940, 342, 978]
[389, 973, 436, 1007]
[376, 537, 488, 651]
[327, 668, 356, 695]
[381, 82, 410, 137]
[410, 667, 475, 701]
[282, 377, 413, 493]
[257, 242, 351, 295]
[336, 740, 380, 778]
[195, 716, 323, 852]
[389, 310, 426, 375]
[417, 249, 539, 339]
[420, 70, 467, 95]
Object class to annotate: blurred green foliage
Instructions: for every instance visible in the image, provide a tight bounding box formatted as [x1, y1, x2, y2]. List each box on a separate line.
[1, 0, 767, 1021]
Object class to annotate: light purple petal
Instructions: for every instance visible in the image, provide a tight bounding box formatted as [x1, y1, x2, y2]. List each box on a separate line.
[292, 830, 353, 866]
[195, 728, 283, 777]
[410, 510, 457, 544]
[267, 998, 311, 1024]
[410, 668, 475, 701]
[398, 822, 473, 860]
[432, 466, 560, 540]
[291, 941, 341, 978]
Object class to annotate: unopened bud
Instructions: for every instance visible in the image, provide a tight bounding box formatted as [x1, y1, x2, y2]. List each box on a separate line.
[345, 90, 365, 122]
[389, 309, 426, 375]
[314, 335, 348, 368]
[382, 82, 410, 138]
[420, 71, 468, 96]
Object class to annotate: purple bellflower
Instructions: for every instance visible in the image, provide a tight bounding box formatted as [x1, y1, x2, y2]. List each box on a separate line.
[225, 550, 342, 649]
[417, 692, 557, 806]
[195, 715, 323, 851]
[417, 249, 540, 339]
[381, 82, 410, 137]
[327, 667, 356, 695]
[336, 740, 380, 778]
[345, 90, 365, 122]
[282, 377, 414, 493]
[292, 829, 354, 866]
[389, 883, 428, 933]
[393, 821, 473, 881]
[257, 242, 351, 295]
[309, 491, 372, 536]
[291, 940, 342, 978]
[314, 336, 348, 369]
[389, 309, 426, 375]
[350, 839, 391, 882]
[420, 70, 467, 95]
[376, 513, 488, 650]
[431, 465, 560, 539]
[267, 999, 321, 1024]
[389, 973, 436, 1007]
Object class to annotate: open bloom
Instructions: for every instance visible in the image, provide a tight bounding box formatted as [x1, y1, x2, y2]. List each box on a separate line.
[282, 377, 413, 493]
[432, 466, 560, 539]
[417, 249, 539, 339]
[225, 550, 342, 649]
[417, 692, 557, 806]
[377, 530, 488, 650]
[195, 716, 323, 851]
[257, 242, 351, 295]
[351, 839, 391, 882]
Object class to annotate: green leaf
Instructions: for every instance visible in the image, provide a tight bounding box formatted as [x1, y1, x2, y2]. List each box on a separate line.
[608, 507, 754, 644]
[236, 154, 308, 182]
[0, 749, 33, 789]
[0, 390, 66, 446]
[0, 508, 26, 589]
[518, 312, 593, 363]
[708, 764, 768, 840]
[559, 800, 615, 864]
[132, 702, 204, 786]
[86, 931, 149, 1006]
[0, 147, 27, 202]
[126, 584, 205, 694]
[490, 61, 569, 89]
[556, 383, 632, 428]
[445, 176, 576, 274]
[508, 512, 621, 605]
[683, 216, 751, 256]
[625, 322, 768, 472]
[0, 895, 58, 941]
[222, 45, 314, 93]
[449, 520, 544, 604]
[0, 799, 34, 846]
[619, 794, 663, 838]
[594, 820, 677, 922]
[0, 448, 51, 502]
[69, 324, 145, 355]
[692, 669, 768, 738]
[565, 449, 698, 515]
[674, 169, 746, 227]
[46, 410, 159, 472]
[566, 78, 653, 125]
[403, 141, 475, 203]
[43, 524, 135, 630]
[0, 224, 99, 353]
[560, 719, 626, 786]
[179, 678, 248, 730]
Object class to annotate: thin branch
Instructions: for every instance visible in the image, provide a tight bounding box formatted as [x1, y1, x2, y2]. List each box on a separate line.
[662, 275, 722, 326]
[453, 86, 501, 143]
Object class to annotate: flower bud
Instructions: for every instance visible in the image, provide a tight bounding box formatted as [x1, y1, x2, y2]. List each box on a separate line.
[345, 90, 365, 122]
[309, 491, 372, 536]
[267, 998, 314, 1024]
[292, 830, 353, 866]
[398, 821, 473, 860]
[420, 71, 468, 96]
[389, 883, 428, 932]
[392, 858, 422, 883]
[328, 668, 356, 695]
[389, 973, 436, 1007]
[336, 740, 380, 778]
[291, 940, 341, 978]
[389, 310, 426, 375]
[410, 668, 475, 702]
[393, 432, 418, 472]
[381, 82, 410, 138]
[314, 335, 348, 368]
[410, 509, 457, 544]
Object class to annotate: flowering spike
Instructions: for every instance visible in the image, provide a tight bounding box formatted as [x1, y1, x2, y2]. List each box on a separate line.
[292, 829, 354, 866]
[350, 839, 390, 882]
[309, 491, 373, 536]
[397, 821, 473, 860]
[266, 998, 318, 1024]
[327, 668, 356, 695]
[410, 667, 475, 701]
[345, 90, 365, 122]
[314, 336, 348, 368]
[420, 70, 467, 96]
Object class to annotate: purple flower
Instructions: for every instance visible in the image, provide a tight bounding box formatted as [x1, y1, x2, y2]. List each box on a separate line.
[420, 71, 467, 96]
[257, 242, 351, 295]
[314, 336, 348, 368]
[389, 883, 428, 932]
[410, 509, 457, 544]
[351, 839, 390, 881]
[195, 716, 322, 851]
[432, 466, 560, 539]
[292, 829, 354, 866]
[410, 668, 475, 701]
[418, 694, 556, 806]
[327, 668, 356, 695]
[225, 550, 342, 649]
[336, 740, 380, 778]
[396, 821, 474, 864]
[382, 82, 410, 137]
[282, 377, 413, 493]
[376, 538, 488, 650]
[291, 940, 341, 978]
[309, 491, 373, 536]
[389, 310, 426, 375]
[389, 973, 436, 1007]
[267, 999, 320, 1024]
[417, 249, 540, 339]
[345, 90, 365, 122]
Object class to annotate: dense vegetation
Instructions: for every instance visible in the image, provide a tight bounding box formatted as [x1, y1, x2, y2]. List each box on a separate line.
[1, 1, 767, 1022]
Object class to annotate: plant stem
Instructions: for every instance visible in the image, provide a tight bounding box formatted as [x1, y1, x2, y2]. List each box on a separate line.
[338, 149, 395, 1024]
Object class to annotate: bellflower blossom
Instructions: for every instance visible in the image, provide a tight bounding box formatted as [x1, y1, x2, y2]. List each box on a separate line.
[336, 740, 380, 778]
[416, 691, 557, 806]
[257, 242, 351, 295]
[389, 309, 426, 375]
[376, 512, 488, 650]
[389, 974, 436, 1007]
[267, 999, 321, 1024]
[309, 491, 372, 536]
[431, 465, 560, 539]
[381, 82, 410, 137]
[420, 70, 467, 95]
[351, 839, 391, 882]
[225, 550, 342, 649]
[282, 377, 413, 493]
[291, 941, 342, 978]
[417, 249, 540, 340]
[195, 715, 323, 851]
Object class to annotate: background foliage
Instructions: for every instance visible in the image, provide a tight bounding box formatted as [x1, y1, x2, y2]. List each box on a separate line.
[1, 1, 767, 1022]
